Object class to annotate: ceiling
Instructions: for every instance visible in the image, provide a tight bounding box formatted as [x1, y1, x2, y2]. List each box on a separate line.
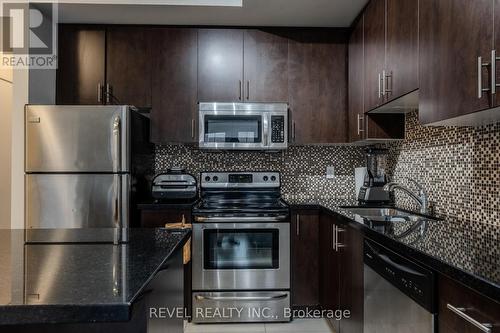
[57, 0, 368, 27]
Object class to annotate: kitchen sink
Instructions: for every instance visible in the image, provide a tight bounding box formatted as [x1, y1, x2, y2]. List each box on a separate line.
[339, 206, 440, 223]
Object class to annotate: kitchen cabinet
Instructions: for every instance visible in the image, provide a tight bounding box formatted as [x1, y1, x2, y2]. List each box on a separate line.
[320, 212, 363, 333]
[243, 30, 288, 102]
[363, 0, 418, 112]
[288, 30, 348, 144]
[419, 0, 494, 125]
[348, 16, 405, 142]
[198, 29, 244, 102]
[291, 209, 320, 308]
[106, 27, 152, 107]
[150, 28, 198, 144]
[198, 29, 288, 103]
[56, 26, 105, 105]
[438, 275, 500, 333]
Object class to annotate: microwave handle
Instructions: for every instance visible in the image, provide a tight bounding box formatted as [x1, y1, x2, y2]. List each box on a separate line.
[264, 114, 270, 146]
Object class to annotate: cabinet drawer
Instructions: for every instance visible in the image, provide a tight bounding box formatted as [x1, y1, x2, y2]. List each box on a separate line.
[439, 275, 500, 333]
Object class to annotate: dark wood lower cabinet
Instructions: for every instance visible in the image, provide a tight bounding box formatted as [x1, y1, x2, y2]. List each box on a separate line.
[438, 275, 500, 333]
[319, 212, 363, 333]
[291, 209, 320, 308]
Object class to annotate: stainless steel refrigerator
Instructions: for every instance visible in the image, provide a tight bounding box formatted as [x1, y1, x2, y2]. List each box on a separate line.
[25, 105, 153, 243]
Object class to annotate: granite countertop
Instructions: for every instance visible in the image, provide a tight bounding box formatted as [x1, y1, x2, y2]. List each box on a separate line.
[0, 228, 191, 325]
[137, 199, 198, 210]
[284, 195, 500, 303]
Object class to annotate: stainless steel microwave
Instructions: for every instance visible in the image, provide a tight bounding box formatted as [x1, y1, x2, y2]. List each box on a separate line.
[198, 102, 288, 150]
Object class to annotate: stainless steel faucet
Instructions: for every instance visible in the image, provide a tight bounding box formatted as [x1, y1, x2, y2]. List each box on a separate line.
[383, 178, 429, 215]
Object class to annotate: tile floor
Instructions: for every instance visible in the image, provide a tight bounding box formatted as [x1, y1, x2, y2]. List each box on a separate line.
[184, 318, 334, 333]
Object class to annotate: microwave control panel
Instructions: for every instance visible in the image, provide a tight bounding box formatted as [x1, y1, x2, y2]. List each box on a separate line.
[271, 116, 285, 143]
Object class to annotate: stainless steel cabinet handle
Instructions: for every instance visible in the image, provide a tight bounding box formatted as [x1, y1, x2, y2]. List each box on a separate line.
[446, 304, 492, 333]
[332, 225, 336, 251]
[357, 113, 364, 136]
[246, 80, 250, 100]
[106, 83, 112, 104]
[239, 80, 242, 100]
[335, 227, 346, 252]
[97, 83, 102, 103]
[384, 70, 392, 95]
[378, 73, 382, 98]
[195, 294, 288, 301]
[478, 56, 491, 98]
[191, 119, 195, 139]
[491, 50, 500, 94]
[292, 121, 296, 141]
[296, 214, 300, 236]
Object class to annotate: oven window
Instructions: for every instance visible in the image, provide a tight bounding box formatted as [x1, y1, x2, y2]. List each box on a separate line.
[204, 229, 279, 269]
[204, 115, 262, 143]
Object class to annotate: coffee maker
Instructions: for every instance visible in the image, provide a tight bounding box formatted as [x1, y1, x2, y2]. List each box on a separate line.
[358, 148, 392, 204]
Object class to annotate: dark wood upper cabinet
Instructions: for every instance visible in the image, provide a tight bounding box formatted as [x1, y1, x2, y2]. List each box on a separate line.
[363, 0, 385, 112]
[385, 0, 418, 100]
[106, 27, 152, 107]
[150, 28, 198, 144]
[419, 0, 493, 124]
[288, 30, 348, 144]
[348, 16, 365, 142]
[198, 29, 244, 102]
[291, 210, 320, 308]
[56, 26, 105, 105]
[243, 30, 288, 102]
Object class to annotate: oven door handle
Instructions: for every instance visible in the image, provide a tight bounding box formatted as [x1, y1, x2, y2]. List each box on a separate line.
[194, 216, 289, 223]
[195, 294, 288, 301]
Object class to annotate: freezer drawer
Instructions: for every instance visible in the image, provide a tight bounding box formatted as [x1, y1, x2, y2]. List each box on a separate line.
[25, 174, 129, 243]
[25, 105, 130, 173]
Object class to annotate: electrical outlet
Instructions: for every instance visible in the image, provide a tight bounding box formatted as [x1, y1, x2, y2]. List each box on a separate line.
[326, 166, 335, 179]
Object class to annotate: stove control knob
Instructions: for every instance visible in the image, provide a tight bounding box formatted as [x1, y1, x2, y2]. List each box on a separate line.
[205, 176, 211, 182]
[263, 176, 269, 181]
[271, 176, 277, 181]
[213, 176, 219, 182]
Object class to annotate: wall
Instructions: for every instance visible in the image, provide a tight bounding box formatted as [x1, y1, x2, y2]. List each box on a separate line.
[155, 145, 366, 199]
[155, 111, 500, 228]
[0, 67, 13, 229]
[386, 111, 500, 227]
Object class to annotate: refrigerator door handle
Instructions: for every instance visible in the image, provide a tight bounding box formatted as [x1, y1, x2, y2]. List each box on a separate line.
[113, 174, 122, 244]
[113, 115, 121, 173]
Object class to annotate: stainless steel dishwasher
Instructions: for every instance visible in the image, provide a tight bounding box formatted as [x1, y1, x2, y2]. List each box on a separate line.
[364, 239, 436, 333]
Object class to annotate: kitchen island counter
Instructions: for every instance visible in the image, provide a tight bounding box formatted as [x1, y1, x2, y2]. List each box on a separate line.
[0, 228, 190, 326]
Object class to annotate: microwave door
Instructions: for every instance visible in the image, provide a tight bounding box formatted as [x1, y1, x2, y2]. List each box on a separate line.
[25, 105, 129, 173]
[199, 111, 266, 150]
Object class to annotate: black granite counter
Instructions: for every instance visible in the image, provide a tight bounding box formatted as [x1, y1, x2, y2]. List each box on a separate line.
[137, 199, 198, 210]
[285, 196, 500, 304]
[0, 228, 190, 325]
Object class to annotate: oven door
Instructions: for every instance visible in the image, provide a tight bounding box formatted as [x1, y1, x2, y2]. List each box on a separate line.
[199, 110, 268, 150]
[192, 222, 290, 290]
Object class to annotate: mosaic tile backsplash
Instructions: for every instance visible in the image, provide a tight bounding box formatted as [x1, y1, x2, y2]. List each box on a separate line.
[155, 110, 500, 226]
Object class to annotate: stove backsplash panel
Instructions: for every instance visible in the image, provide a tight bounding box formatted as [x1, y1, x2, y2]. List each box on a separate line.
[154, 145, 366, 199]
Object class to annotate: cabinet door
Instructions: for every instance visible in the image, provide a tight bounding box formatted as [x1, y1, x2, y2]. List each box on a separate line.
[56, 26, 105, 105]
[339, 224, 364, 333]
[106, 27, 152, 107]
[419, 0, 493, 124]
[288, 30, 348, 144]
[493, 0, 500, 107]
[291, 210, 320, 307]
[198, 29, 244, 102]
[348, 16, 365, 142]
[243, 29, 288, 102]
[319, 213, 340, 333]
[363, 0, 386, 112]
[150, 28, 198, 144]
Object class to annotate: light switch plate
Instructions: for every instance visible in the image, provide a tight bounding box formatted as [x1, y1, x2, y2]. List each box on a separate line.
[326, 166, 335, 179]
